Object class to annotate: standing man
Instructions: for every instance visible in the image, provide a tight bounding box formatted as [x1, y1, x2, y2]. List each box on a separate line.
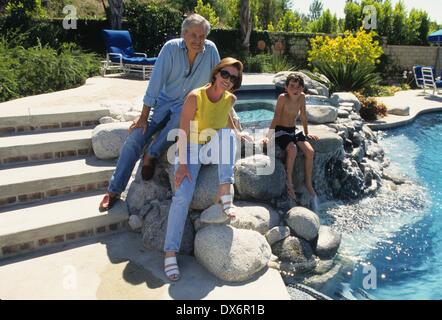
[99, 14, 220, 213]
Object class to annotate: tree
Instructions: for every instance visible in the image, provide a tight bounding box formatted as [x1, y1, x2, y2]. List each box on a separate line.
[390, 0, 407, 44]
[344, 1, 361, 31]
[194, 0, 219, 28]
[102, 0, 123, 29]
[309, 0, 323, 20]
[276, 10, 301, 32]
[311, 9, 338, 33]
[240, 0, 252, 53]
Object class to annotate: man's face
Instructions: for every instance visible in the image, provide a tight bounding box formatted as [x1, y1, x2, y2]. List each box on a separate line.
[183, 25, 206, 53]
[286, 80, 304, 95]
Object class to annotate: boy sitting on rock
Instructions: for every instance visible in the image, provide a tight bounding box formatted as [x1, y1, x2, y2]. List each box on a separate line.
[263, 73, 319, 207]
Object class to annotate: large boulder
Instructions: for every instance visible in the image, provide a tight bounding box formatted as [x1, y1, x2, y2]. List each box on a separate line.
[126, 179, 172, 216]
[273, 71, 330, 97]
[305, 95, 332, 106]
[306, 105, 338, 124]
[272, 236, 317, 272]
[315, 226, 342, 259]
[141, 200, 194, 255]
[285, 206, 320, 241]
[330, 92, 361, 112]
[200, 203, 230, 224]
[91, 122, 131, 159]
[229, 201, 280, 235]
[234, 154, 286, 200]
[194, 225, 272, 282]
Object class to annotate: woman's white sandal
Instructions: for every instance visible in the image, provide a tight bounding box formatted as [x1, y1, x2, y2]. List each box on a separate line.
[164, 256, 180, 282]
[220, 194, 236, 218]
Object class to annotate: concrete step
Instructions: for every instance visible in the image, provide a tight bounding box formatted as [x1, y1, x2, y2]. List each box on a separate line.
[0, 129, 93, 165]
[0, 106, 109, 135]
[0, 157, 116, 207]
[0, 192, 128, 259]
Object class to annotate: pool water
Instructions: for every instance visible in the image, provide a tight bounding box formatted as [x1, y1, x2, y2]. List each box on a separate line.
[324, 112, 442, 300]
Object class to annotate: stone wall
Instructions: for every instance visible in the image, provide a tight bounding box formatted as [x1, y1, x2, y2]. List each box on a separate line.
[382, 44, 440, 71]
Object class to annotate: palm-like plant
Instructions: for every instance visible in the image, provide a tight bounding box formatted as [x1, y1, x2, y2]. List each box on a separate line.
[312, 60, 381, 93]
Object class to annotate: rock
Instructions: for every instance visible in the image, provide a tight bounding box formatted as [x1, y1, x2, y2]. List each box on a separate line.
[365, 141, 384, 160]
[101, 101, 136, 119]
[362, 124, 378, 142]
[200, 204, 230, 224]
[308, 127, 343, 154]
[122, 111, 141, 122]
[230, 201, 280, 235]
[351, 147, 364, 162]
[234, 155, 286, 200]
[351, 132, 364, 147]
[272, 236, 317, 272]
[99, 116, 119, 124]
[141, 200, 194, 255]
[387, 105, 410, 116]
[265, 226, 291, 246]
[315, 226, 341, 259]
[330, 92, 361, 112]
[305, 95, 332, 106]
[194, 225, 272, 282]
[338, 109, 350, 118]
[91, 122, 131, 159]
[285, 206, 320, 241]
[126, 179, 172, 216]
[306, 105, 338, 124]
[307, 88, 319, 95]
[331, 158, 365, 199]
[273, 71, 329, 97]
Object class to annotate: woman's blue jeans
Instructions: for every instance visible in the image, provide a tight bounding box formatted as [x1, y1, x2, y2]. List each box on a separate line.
[164, 128, 237, 253]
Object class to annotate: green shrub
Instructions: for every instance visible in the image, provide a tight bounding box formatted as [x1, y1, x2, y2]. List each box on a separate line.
[355, 93, 387, 121]
[360, 85, 401, 97]
[0, 38, 99, 102]
[312, 60, 381, 93]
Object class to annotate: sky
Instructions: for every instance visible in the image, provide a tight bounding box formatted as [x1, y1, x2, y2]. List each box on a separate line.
[291, 0, 442, 24]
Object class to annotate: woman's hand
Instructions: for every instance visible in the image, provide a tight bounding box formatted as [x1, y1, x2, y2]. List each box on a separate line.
[175, 164, 192, 188]
[129, 115, 148, 134]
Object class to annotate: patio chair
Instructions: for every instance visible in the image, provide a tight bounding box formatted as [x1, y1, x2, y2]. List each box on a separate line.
[101, 29, 157, 80]
[413, 65, 442, 94]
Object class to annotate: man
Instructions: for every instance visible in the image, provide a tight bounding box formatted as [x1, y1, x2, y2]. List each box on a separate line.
[99, 14, 220, 214]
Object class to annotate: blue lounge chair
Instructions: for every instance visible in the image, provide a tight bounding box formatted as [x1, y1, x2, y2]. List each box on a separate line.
[413, 65, 442, 94]
[101, 29, 157, 80]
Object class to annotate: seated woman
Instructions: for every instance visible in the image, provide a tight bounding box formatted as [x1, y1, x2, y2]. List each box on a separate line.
[163, 57, 247, 281]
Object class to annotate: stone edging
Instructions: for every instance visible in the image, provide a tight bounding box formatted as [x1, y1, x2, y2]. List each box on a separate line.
[367, 106, 442, 130]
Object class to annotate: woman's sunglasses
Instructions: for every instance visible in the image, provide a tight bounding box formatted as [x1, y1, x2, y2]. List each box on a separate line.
[219, 69, 239, 83]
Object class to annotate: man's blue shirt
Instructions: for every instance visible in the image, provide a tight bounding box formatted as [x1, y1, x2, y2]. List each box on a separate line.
[143, 38, 220, 123]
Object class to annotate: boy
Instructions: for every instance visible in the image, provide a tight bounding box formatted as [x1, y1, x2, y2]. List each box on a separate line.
[264, 73, 319, 204]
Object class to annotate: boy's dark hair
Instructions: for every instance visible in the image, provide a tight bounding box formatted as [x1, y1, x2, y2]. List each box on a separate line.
[285, 73, 304, 88]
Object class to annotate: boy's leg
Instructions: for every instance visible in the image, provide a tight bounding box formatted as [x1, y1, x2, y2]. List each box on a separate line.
[285, 142, 297, 199]
[296, 141, 316, 196]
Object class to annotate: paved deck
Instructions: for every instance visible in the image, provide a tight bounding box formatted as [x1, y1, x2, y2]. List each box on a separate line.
[368, 89, 442, 130]
[0, 232, 290, 300]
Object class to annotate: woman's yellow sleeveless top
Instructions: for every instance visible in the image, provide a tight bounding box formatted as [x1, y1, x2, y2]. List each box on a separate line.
[190, 86, 234, 144]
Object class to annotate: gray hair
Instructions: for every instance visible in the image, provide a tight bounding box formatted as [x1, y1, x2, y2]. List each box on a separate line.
[181, 14, 211, 37]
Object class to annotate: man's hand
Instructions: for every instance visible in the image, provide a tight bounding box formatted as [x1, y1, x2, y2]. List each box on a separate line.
[129, 115, 148, 134]
[307, 134, 319, 141]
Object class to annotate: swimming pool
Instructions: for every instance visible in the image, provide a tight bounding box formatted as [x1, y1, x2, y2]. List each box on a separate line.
[324, 112, 442, 300]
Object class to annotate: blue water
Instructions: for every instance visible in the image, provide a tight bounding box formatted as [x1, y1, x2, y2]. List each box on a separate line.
[332, 112, 442, 300]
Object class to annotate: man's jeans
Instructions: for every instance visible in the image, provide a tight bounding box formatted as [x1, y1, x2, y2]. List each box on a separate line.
[164, 129, 236, 253]
[108, 111, 181, 195]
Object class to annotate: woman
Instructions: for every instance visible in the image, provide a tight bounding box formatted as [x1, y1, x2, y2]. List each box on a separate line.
[163, 57, 248, 281]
